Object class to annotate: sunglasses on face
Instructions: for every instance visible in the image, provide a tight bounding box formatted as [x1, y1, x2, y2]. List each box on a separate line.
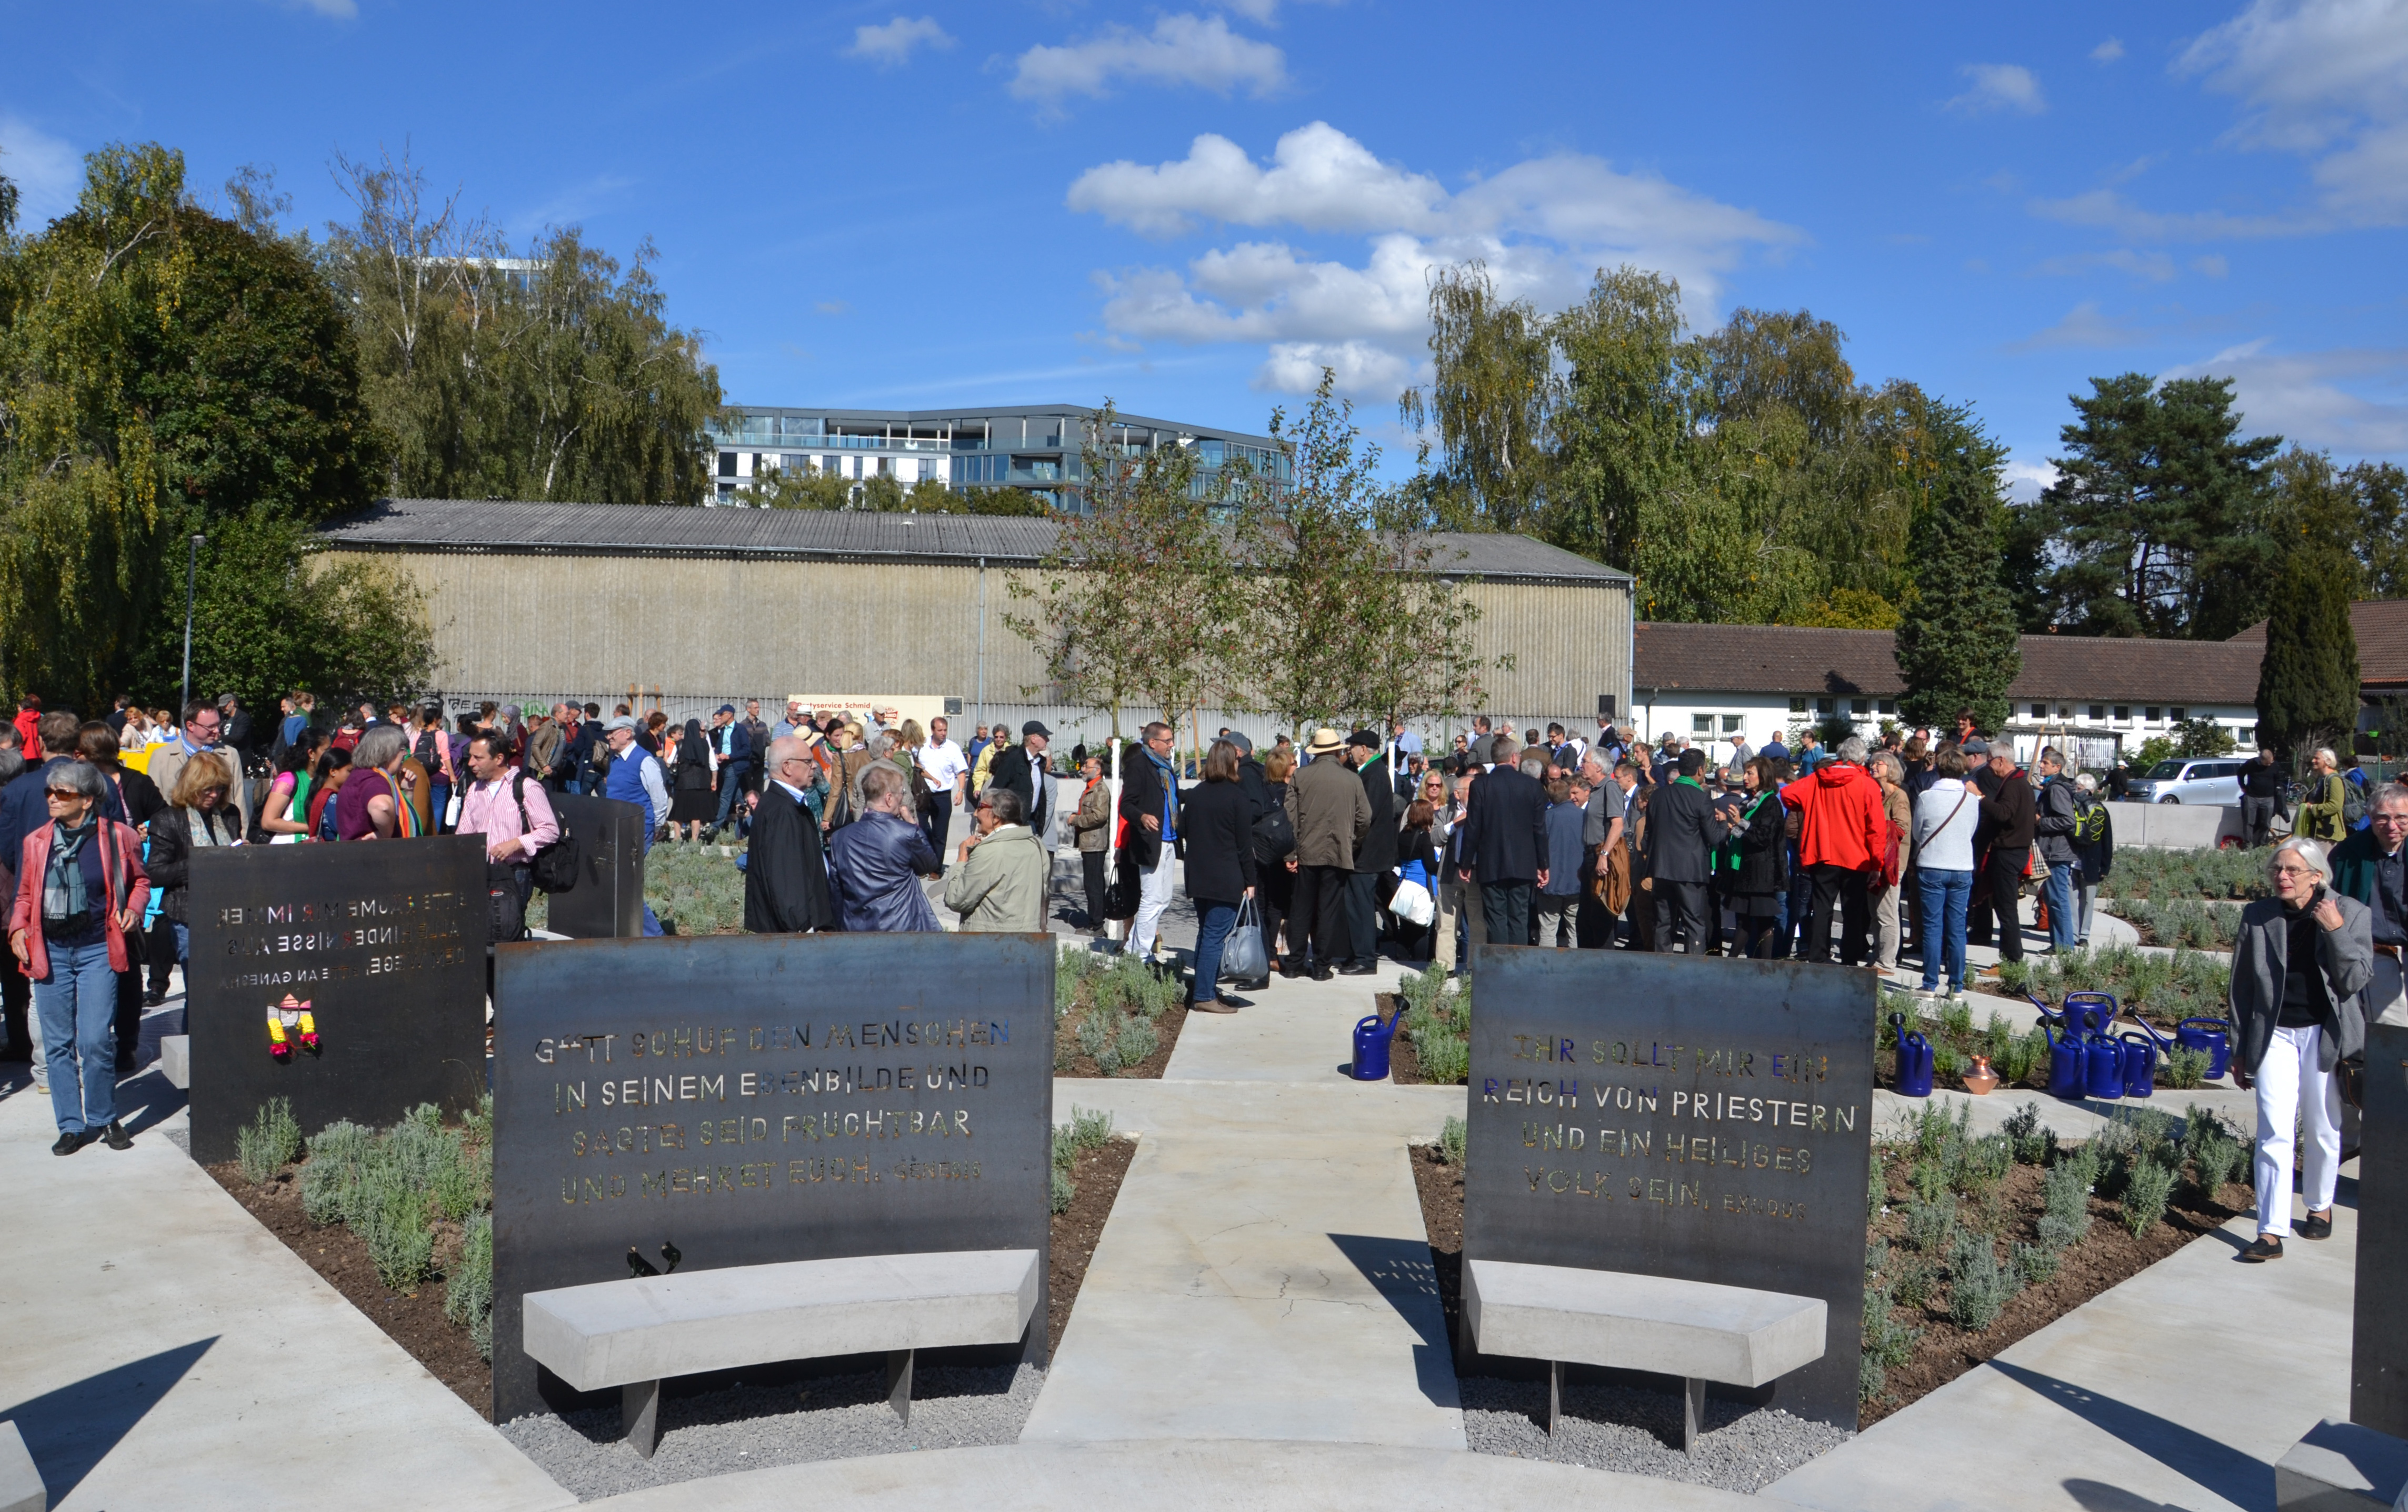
[45, 790, 79, 800]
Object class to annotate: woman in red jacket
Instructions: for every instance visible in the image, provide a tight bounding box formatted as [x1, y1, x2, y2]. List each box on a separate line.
[9, 760, 149, 1155]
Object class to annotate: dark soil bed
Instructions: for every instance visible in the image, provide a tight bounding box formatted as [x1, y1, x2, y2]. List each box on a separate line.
[1373, 992, 1431, 1085]
[207, 1159, 494, 1414]
[1055, 1000, 1188, 1078]
[211, 1131, 1140, 1421]
[1048, 1135, 1135, 1353]
[1406, 1142, 2249, 1428]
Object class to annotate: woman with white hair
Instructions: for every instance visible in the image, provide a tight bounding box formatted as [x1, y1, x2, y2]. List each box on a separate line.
[2228, 835, 2372, 1261]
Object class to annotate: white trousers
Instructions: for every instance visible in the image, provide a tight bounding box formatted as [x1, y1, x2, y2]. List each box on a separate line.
[2252, 1023, 2342, 1238]
[1131, 848, 1177, 960]
[2371, 952, 2407, 1028]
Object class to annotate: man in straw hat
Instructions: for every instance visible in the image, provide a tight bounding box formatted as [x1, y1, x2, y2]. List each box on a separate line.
[1282, 727, 1370, 980]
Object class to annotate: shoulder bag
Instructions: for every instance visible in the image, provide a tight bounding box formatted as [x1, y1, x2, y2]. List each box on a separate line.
[511, 771, 582, 893]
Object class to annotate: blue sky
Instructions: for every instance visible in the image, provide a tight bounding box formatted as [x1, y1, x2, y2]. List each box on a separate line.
[4, 0, 2403, 496]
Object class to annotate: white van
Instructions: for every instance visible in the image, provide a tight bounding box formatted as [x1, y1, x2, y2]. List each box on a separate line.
[2130, 758, 2246, 805]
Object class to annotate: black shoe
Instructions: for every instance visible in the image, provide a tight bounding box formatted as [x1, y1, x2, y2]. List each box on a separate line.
[52, 1130, 87, 1157]
[2239, 1235, 2284, 1263]
[142, 991, 165, 1008]
[103, 1120, 132, 1150]
[1236, 977, 1272, 993]
[2299, 1211, 2333, 1240]
[1278, 962, 1303, 979]
[1311, 966, 1333, 982]
[1338, 960, 1377, 976]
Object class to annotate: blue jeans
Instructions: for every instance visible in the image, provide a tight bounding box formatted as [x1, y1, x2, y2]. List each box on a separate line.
[713, 766, 750, 832]
[2044, 861, 2077, 952]
[638, 831, 664, 937]
[1192, 900, 1237, 999]
[171, 920, 189, 963]
[37, 938, 119, 1133]
[428, 781, 451, 834]
[1916, 868, 1972, 992]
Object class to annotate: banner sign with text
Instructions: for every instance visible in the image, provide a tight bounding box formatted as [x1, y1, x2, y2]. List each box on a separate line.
[489, 931, 1055, 1423]
[187, 839, 487, 1164]
[1462, 947, 1875, 1428]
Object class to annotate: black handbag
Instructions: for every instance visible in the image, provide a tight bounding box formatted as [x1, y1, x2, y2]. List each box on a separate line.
[1253, 804, 1296, 863]
[512, 772, 582, 894]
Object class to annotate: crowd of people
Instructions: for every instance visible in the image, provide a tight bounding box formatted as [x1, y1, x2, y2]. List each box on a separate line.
[10, 676, 2404, 1271]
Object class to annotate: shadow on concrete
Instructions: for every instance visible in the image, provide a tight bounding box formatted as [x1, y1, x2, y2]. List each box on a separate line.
[1326, 1233, 1461, 1411]
[1990, 1360, 2274, 1511]
[2062, 1479, 2200, 1511]
[4, 1336, 217, 1501]
[110, 1066, 187, 1140]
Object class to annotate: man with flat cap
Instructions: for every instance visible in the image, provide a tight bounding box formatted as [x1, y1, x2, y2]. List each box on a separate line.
[1341, 729, 1396, 975]
[985, 720, 1052, 840]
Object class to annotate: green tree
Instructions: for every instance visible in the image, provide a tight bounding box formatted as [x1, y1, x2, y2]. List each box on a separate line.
[1398, 262, 1553, 533]
[2254, 470, 2361, 756]
[324, 147, 723, 505]
[1894, 403, 2020, 733]
[0, 143, 420, 710]
[2037, 373, 2281, 637]
[2172, 717, 2237, 757]
[2348, 460, 2408, 597]
[1005, 403, 1245, 743]
[1242, 373, 1498, 735]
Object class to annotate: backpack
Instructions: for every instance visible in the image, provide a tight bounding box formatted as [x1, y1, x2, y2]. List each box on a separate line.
[2344, 774, 2369, 828]
[2070, 788, 2107, 846]
[511, 770, 582, 893]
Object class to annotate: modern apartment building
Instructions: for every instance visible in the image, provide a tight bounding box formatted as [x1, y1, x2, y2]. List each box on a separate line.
[704, 404, 1291, 510]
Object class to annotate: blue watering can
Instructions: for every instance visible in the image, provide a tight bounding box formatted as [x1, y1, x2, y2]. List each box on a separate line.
[2033, 997, 2089, 1102]
[1891, 1012, 1935, 1098]
[2119, 1031, 2159, 1098]
[1352, 1012, 1404, 1081]
[2176, 1016, 2232, 1081]
[2063, 993, 2126, 1102]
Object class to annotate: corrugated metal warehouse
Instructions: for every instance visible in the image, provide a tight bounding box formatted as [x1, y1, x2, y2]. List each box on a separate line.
[317, 499, 1635, 747]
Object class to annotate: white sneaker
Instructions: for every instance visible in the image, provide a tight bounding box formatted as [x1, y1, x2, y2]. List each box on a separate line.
[29, 1062, 47, 1093]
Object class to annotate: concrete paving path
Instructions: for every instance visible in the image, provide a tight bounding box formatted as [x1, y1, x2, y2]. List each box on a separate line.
[581, 1436, 1761, 1509]
[0, 1060, 571, 1512]
[1760, 1171, 2357, 1512]
[1024, 960, 1471, 1447]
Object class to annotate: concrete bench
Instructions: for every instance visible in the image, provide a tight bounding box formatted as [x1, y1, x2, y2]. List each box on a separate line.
[0, 1419, 43, 1512]
[2275, 1418, 2408, 1509]
[1464, 1258, 1826, 1452]
[522, 1247, 1040, 1457]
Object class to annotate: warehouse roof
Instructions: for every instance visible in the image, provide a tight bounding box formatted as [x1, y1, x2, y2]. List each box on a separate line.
[1635, 621, 2262, 704]
[2231, 598, 2408, 692]
[318, 498, 1632, 585]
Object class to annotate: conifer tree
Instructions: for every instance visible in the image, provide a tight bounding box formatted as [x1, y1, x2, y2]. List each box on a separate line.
[2254, 530, 2360, 759]
[1895, 404, 2019, 734]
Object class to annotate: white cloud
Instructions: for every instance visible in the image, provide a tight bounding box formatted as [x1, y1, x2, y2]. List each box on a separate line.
[292, 0, 356, 16]
[2164, 339, 2408, 454]
[2030, 248, 2179, 281]
[2177, 0, 2408, 224]
[2193, 253, 2231, 276]
[0, 115, 81, 229]
[2007, 301, 2149, 351]
[1010, 14, 1285, 109]
[1948, 63, 2046, 115]
[1068, 122, 1441, 238]
[2004, 460, 2062, 500]
[2091, 37, 2126, 63]
[845, 16, 955, 66]
[2026, 186, 2309, 240]
[1070, 122, 1800, 397]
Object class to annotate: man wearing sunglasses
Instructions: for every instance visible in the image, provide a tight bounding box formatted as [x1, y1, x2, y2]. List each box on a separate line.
[2331, 783, 2408, 1028]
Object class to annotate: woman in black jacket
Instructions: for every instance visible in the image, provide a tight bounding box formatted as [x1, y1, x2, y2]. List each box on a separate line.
[1180, 740, 1259, 1014]
[668, 718, 715, 841]
[144, 756, 246, 975]
[1728, 756, 1788, 958]
[1397, 798, 1441, 962]
[1253, 748, 1297, 984]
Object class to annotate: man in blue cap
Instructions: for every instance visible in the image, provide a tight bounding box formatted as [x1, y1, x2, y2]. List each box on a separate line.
[707, 703, 753, 840]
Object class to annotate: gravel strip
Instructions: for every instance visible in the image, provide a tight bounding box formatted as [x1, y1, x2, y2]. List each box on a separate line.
[1461, 1375, 1850, 1493]
[500, 1362, 1042, 1501]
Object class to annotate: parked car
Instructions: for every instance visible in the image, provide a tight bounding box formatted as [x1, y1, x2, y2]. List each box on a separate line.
[2129, 757, 2247, 805]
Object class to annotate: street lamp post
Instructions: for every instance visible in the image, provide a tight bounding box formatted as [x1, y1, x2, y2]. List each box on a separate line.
[179, 532, 205, 717]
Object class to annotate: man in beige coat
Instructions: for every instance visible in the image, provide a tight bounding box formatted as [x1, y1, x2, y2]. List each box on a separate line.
[145, 700, 251, 837]
[1283, 727, 1370, 979]
[943, 787, 1049, 932]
